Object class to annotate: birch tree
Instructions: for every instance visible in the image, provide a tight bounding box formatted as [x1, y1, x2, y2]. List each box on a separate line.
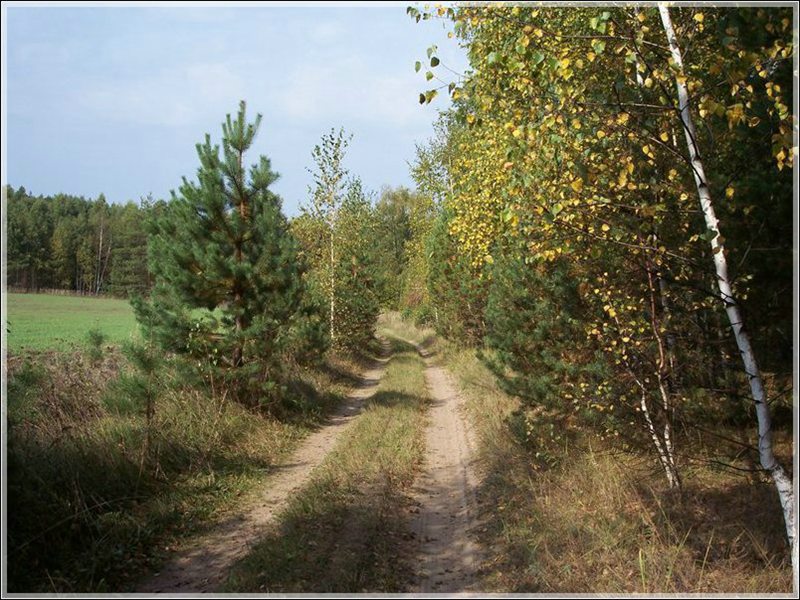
[307, 128, 351, 346]
[659, 4, 795, 576]
[413, 4, 794, 529]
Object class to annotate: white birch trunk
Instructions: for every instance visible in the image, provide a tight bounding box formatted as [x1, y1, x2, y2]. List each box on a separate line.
[95, 223, 104, 295]
[659, 4, 796, 577]
[632, 7, 680, 488]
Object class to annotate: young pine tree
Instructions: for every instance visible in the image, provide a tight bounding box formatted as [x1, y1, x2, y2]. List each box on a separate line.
[133, 101, 307, 407]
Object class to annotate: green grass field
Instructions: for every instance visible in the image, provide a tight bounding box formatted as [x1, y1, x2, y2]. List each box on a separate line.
[6, 293, 138, 352]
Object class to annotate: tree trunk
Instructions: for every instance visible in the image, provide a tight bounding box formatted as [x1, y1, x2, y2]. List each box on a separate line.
[329, 206, 336, 345]
[233, 156, 247, 370]
[659, 5, 795, 576]
[95, 221, 104, 295]
[97, 232, 112, 295]
[646, 261, 680, 489]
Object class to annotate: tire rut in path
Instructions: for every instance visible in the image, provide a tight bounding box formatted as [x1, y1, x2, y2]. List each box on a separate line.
[136, 343, 390, 593]
[407, 341, 483, 593]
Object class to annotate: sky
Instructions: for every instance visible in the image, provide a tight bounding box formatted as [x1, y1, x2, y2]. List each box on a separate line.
[3, 3, 468, 216]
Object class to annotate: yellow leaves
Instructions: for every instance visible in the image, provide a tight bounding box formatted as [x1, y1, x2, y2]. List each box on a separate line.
[693, 12, 704, 30]
[644, 77, 654, 88]
[725, 186, 735, 199]
[617, 167, 628, 188]
[570, 178, 584, 193]
[533, 28, 544, 38]
[601, 223, 610, 232]
[503, 161, 514, 170]
[466, 113, 476, 124]
[637, 11, 646, 22]
[616, 113, 629, 126]
[587, 51, 596, 62]
[725, 103, 745, 129]
[560, 57, 571, 69]
[775, 148, 787, 170]
[641, 144, 655, 159]
[659, 131, 670, 142]
[596, 130, 606, 139]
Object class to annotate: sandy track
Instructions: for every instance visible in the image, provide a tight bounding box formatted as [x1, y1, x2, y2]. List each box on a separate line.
[408, 342, 483, 593]
[136, 347, 389, 593]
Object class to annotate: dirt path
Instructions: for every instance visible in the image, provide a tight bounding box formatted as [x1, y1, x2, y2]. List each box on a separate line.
[137, 345, 390, 593]
[407, 341, 483, 593]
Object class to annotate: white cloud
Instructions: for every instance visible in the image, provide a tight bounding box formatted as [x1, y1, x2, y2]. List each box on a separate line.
[269, 55, 438, 129]
[74, 62, 246, 127]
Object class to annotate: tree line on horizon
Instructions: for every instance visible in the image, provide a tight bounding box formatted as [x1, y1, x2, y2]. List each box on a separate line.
[6, 186, 154, 296]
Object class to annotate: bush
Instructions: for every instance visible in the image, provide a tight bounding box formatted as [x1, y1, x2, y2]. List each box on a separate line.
[86, 327, 107, 364]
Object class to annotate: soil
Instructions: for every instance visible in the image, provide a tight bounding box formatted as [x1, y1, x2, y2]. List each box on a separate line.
[406, 341, 484, 593]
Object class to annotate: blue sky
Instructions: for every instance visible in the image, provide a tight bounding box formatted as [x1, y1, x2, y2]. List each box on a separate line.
[4, 3, 467, 216]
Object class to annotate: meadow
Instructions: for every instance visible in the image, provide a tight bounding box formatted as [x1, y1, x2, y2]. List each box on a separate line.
[6, 293, 138, 352]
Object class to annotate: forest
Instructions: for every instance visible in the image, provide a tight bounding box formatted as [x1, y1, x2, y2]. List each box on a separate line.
[4, 4, 796, 594]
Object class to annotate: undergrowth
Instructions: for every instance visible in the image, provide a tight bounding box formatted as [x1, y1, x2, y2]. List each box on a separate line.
[6, 344, 361, 593]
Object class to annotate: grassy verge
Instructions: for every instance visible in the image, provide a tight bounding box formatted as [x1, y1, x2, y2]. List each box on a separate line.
[224, 333, 429, 593]
[6, 346, 361, 593]
[421, 327, 792, 593]
[6, 293, 138, 351]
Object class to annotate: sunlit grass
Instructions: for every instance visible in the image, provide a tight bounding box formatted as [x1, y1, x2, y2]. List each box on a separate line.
[6, 293, 138, 351]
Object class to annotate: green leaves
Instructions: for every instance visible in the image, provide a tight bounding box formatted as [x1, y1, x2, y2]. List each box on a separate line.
[591, 39, 606, 54]
[700, 228, 719, 243]
[430, 56, 440, 67]
[415, 60, 421, 72]
[419, 89, 439, 104]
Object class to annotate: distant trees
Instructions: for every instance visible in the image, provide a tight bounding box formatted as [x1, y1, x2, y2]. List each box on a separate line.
[305, 128, 351, 346]
[5, 186, 154, 296]
[296, 131, 385, 353]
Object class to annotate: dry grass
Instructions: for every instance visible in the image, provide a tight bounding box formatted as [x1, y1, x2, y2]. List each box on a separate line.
[435, 339, 793, 594]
